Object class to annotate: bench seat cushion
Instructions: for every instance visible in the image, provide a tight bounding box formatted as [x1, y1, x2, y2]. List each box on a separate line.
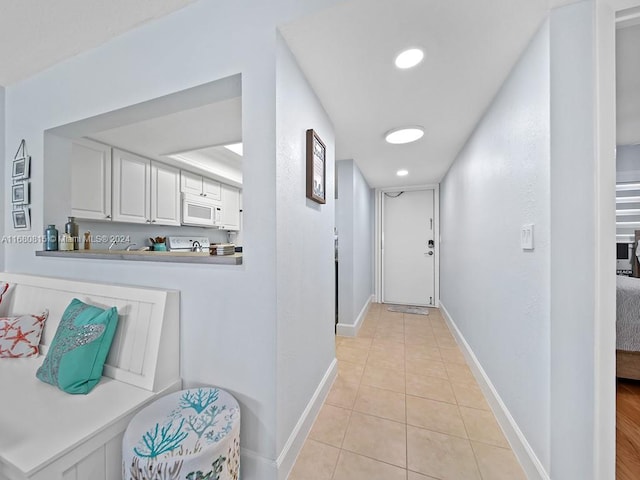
[0, 358, 154, 476]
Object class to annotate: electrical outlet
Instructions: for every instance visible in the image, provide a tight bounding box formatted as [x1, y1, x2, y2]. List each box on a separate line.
[521, 224, 534, 250]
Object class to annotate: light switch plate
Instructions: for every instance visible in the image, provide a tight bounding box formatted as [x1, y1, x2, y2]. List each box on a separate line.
[521, 224, 534, 250]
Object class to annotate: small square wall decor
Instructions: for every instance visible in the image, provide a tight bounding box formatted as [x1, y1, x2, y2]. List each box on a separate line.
[306, 129, 326, 204]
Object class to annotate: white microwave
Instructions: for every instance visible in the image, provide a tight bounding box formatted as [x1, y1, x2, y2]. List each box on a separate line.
[182, 193, 222, 227]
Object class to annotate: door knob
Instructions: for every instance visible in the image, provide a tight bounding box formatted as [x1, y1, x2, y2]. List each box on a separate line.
[427, 251, 434, 256]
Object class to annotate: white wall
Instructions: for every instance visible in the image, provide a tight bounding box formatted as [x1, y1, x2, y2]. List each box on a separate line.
[2, 1, 344, 478]
[440, 18, 551, 474]
[274, 34, 336, 474]
[336, 159, 374, 334]
[441, 2, 615, 478]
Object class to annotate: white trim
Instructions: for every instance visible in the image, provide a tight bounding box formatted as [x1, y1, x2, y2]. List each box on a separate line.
[595, 2, 618, 479]
[336, 294, 374, 336]
[375, 184, 440, 306]
[439, 302, 549, 480]
[276, 358, 338, 480]
[239, 447, 277, 480]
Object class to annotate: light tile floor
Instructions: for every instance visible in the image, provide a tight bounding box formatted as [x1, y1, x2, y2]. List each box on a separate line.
[288, 303, 526, 480]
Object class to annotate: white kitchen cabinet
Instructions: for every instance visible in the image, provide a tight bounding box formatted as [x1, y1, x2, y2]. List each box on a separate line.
[180, 171, 203, 196]
[181, 171, 221, 201]
[220, 184, 241, 231]
[112, 149, 150, 224]
[71, 139, 112, 221]
[203, 177, 222, 201]
[151, 162, 181, 226]
[113, 149, 181, 226]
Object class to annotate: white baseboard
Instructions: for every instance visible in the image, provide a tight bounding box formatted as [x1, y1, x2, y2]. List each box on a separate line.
[439, 302, 550, 480]
[276, 358, 338, 480]
[239, 447, 277, 480]
[336, 294, 374, 336]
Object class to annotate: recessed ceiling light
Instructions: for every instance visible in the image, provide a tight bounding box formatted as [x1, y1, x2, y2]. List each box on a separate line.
[395, 48, 424, 69]
[397, 169, 409, 176]
[224, 142, 243, 156]
[385, 127, 424, 144]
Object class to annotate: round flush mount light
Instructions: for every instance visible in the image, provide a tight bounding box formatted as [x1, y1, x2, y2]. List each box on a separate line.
[385, 126, 424, 144]
[395, 48, 424, 69]
[397, 169, 409, 177]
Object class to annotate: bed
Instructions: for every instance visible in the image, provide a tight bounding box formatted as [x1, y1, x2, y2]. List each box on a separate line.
[617, 275, 640, 379]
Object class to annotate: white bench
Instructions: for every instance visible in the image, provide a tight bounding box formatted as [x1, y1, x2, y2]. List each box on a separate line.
[0, 273, 180, 480]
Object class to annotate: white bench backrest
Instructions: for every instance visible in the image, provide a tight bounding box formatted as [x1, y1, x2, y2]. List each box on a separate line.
[0, 273, 179, 392]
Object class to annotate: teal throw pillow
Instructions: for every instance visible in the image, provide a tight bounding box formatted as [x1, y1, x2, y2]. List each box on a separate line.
[36, 298, 118, 394]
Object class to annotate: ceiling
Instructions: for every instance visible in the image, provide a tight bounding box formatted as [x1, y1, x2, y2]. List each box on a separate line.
[0, 0, 635, 189]
[0, 0, 195, 86]
[280, 0, 571, 187]
[88, 97, 243, 186]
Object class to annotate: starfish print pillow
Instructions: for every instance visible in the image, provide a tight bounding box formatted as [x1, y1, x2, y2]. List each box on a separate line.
[0, 311, 49, 358]
[0, 283, 10, 304]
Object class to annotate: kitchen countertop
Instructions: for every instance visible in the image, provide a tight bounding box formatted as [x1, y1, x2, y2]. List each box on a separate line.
[35, 250, 243, 265]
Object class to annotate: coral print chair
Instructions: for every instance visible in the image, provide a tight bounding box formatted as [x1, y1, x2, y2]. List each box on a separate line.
[123, 387, 240, 480]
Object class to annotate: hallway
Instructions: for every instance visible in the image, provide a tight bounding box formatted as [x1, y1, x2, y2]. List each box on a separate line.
[288, 304, 526, 479]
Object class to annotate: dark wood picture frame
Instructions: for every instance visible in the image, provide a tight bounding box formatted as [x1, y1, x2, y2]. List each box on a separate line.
[306, 129, 326, 204]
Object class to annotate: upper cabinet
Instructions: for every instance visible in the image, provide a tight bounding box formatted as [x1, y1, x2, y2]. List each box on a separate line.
[112, 149, 150, 224]
[71, 139, 235, 230]
[112, 149, 181, 226]
[151, 162, 181, 226]
[220, 184, 241, 231]
[71, 139, 112, 221]
[181, 171, 222, 201]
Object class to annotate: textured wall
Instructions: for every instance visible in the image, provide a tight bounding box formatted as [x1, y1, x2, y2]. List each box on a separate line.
[440, 19, 551, 471]
[336, 159, 374, 332]
[2, 1, 344, 478]
[275, 33, 336, 456]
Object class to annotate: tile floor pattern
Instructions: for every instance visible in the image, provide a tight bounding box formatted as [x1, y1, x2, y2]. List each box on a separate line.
[288, 304, 526, 480]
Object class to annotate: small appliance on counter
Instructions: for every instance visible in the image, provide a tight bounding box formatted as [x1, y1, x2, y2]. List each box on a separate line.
[166, 236, 211, 253]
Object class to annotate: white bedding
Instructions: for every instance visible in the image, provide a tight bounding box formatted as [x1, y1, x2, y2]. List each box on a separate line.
[617, 275, 640, 351]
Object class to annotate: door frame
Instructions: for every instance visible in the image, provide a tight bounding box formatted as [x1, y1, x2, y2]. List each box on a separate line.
[596, 2, 640, 479]
[374, 184, 440, 306]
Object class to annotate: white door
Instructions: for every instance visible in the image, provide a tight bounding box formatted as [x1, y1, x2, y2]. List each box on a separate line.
[112, 149, 150, 224]
[382, 189, 436, 306]
[151, 162, 181, 226]
[181, 170, 204, 195]
[220, 184, 241, 231]
[203, 177, 222, 201]
[71, 139, 112, 221]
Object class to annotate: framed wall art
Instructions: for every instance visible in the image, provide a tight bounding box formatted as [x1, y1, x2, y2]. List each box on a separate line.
[11, 181, 30, 204]
[12, 155, 30, 180]
[12, 208, 31, 230]
[306, 129, 326, 204]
